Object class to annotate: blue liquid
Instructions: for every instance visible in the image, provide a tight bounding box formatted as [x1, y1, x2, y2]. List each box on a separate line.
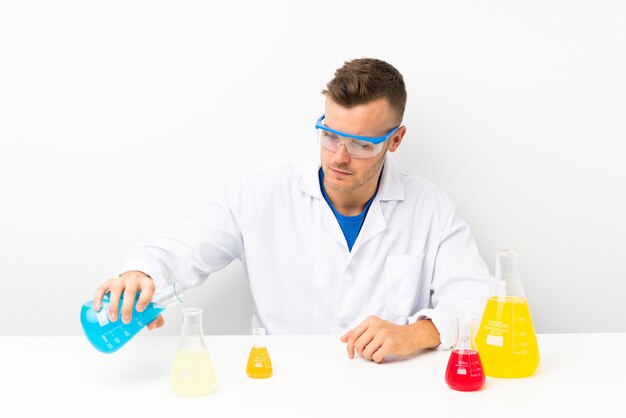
[80, 293, 163, 354]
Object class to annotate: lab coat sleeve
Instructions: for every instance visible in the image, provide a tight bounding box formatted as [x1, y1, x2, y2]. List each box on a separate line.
[409, 204, 494, 350]
[117, 182, 247, 291]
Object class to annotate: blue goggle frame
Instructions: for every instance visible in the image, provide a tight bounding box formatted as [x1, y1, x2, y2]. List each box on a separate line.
[315, 114, 400, 145]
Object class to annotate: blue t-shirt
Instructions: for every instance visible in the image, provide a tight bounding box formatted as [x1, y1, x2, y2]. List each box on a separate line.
[319, 168, 381, 251]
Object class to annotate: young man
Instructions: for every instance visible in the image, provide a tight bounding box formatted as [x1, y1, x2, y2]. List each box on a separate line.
[93, 58, 493, 363]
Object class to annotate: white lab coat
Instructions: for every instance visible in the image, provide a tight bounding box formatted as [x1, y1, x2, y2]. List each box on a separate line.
[119, 158, 494, 349]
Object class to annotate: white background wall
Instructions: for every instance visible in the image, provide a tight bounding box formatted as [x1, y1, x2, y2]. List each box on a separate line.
[1, 0, 624, 336]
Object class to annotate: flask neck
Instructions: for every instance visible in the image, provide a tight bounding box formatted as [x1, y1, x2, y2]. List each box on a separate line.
[177, 307, 207, 350]
[152, 283, 184, 309]
[252, 328, 266, 348]
[453, 318, 477, 351]
[494, 249, 526, 298]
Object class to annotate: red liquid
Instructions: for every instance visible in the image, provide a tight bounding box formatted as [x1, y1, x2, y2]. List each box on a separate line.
[445, 349, 485, 391]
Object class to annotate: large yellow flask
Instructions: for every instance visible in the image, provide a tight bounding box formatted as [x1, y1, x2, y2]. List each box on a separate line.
[169, 308, 218, 396]
[476, 249, 540, 378]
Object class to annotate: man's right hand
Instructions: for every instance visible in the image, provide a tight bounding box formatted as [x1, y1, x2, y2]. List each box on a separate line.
[92, 270, 165, 330]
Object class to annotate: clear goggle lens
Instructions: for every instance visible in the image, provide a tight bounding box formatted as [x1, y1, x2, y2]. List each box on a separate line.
[316, 129, 385, 158]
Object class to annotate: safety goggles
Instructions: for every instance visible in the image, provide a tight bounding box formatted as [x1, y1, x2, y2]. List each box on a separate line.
[315, 114, 400, 159]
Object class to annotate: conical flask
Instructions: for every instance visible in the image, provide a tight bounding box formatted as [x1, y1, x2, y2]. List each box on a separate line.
[476, 249, 540, 377]
[80, 283, 183, 354]
[445, 318, 485, 391]
[246, 328, 273, 379]
[169, 307, 217, 396]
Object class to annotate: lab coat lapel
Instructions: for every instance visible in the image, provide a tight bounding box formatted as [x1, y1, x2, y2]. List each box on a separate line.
[321, 201, 348, 248]
[350, 159, 405, 254]
[349, 198, 386, 253]
[297, 159, 348, 249]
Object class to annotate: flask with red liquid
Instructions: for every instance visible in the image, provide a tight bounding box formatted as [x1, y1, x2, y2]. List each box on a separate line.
[445, 318, 486, 391]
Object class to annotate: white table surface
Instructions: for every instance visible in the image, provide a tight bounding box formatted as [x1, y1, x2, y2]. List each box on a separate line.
[1, 334, 624, 418]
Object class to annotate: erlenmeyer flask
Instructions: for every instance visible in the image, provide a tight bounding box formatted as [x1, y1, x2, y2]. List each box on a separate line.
[445, 318, 485, 391]
[476, 249, 540, 377]
[169, 307, 217, 396]
[80, 283, 183, 354]
[246, 328, 273, 379]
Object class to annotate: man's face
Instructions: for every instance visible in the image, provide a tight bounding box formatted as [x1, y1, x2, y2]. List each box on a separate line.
[321, 97, 401, 194]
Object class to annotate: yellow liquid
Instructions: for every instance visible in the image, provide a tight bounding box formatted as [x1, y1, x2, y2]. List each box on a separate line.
[476, 296, 540, 378]
[169, 348, 217, 396]
[246, 347, 273, 379]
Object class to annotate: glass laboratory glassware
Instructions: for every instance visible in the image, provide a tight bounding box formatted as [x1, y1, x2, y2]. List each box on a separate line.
[476, 249, 540, 377]
[80, 283, 183, 354]
[246, 328, 273, 379]
[169, 307, 217, 396]
[445, 318, 485, 391]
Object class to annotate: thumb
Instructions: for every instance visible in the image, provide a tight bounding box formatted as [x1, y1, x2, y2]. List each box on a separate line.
[147, 315, 164, 330]
[340, 332, 350, 343]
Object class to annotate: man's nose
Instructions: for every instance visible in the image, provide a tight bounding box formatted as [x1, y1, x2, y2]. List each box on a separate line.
[334, 143, 351, 164]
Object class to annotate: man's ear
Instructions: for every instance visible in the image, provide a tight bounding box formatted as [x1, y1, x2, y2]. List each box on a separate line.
[388, 126, 407, 153]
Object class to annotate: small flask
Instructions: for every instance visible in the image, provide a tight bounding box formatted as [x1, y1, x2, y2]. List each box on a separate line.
[246, 328, 273, 379]
[169, 307, 217, 396]
[445, 318, 485, 391]
[476, 249, 540, 377]
[80, 283, 183, 354]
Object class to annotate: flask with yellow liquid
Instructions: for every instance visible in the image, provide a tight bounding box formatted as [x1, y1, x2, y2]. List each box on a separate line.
[476, 249, 540, 378]
[169, 307, 218, 396]
[246, 328, 273, 379]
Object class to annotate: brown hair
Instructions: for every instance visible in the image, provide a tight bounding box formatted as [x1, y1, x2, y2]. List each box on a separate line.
[322, 58, 407, 124]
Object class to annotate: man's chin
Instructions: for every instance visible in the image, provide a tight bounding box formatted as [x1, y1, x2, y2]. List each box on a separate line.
[326, 178, 357, 193]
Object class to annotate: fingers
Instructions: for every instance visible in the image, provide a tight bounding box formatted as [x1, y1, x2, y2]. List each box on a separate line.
[108, 278, 125, 322]
[147, 314, 164, 331]
[96, 271, 153, 323]
[93, 278, 115, 312]
[342, 316, 416, 363]
[354, 329, 376, 359]
[135, 277, 155, 313]
[372, 342, 391, 363]
[345, 318, 373, 359]
[361, 334, 386, 362]
[341, 316, 396, 362]
[121, 281, 139, 324]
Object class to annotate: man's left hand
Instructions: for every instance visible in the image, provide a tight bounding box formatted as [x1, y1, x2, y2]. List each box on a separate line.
[340, 315, 440, 363]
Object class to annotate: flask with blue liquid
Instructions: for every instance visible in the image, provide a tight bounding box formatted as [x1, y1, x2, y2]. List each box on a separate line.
[80, 283, 184, 353]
